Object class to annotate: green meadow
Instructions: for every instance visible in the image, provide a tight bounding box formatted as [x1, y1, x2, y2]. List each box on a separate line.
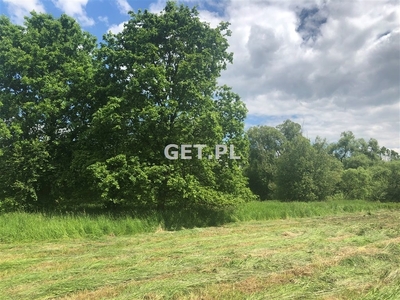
[1, 200, 399, 243]
[1, 200, 400, 299]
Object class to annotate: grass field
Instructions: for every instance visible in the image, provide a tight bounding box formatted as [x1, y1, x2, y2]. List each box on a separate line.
[1, 200, 399, 243]
[1, 201, 400, 299]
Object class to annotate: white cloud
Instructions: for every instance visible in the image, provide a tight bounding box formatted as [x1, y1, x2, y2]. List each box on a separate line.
[52, 0, 94, 26]
[116, 0, 132, 14]
[215, 0, 400, 151]
[149, 0, 166, 13]
[2, 0, 45, 24]
[197, 9, 222, 28]
[108, 21, 127, 34]
[98, 15, 109, 26]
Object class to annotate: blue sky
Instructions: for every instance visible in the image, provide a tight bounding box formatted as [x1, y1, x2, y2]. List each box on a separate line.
[1, 0, 399, 151]
[0, 0, 158, 41]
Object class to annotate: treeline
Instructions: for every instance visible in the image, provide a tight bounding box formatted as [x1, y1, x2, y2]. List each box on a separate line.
[0, 2, 398, 213]
[246, 121, 400, 202]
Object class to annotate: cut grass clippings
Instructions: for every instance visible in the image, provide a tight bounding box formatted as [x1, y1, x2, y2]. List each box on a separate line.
[0, 202, 399, 299]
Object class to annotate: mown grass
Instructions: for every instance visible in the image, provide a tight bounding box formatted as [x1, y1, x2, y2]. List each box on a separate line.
[0, 200, 399, 243]
[1, 208, 399, 299]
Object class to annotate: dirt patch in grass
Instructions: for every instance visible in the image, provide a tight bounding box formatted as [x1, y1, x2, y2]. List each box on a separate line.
[60, 284, 126, 300]
[327, 234, 355, 242]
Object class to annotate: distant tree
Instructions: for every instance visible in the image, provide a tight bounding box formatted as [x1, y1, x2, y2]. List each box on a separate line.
[357, 138, 381, 161]
[339, 168, 372, 200]
[386, 161, 400, 201]
[276, 119, 302, 142]
[343, 153, 373, 169]
[329, 131, 358, 162]
[380, 147, 400, 161]
[329, 133, 392, 168]
[312, 136, 330, 153]
[246, 126, 285, 199]
[369, 164, 391, 200]
[276, 136, 342, 201]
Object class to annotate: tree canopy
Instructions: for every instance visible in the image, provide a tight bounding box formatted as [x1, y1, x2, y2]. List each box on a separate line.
[0, 12, 97, 209]
[0, 2, 253, 211]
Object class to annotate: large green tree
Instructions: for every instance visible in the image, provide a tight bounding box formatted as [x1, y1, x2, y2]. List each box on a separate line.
[74, 2, 252, 210]
[0, 3, 253, 211]
[0, 13, 97, 209]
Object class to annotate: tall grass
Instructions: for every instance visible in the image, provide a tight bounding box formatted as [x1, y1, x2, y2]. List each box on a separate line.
[231, 200, 400, 221]
[0, 200, 399, 243]
[0, 212, 158, 242]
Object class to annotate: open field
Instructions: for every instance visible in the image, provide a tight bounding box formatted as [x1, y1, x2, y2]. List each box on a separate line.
[1, 204, 400, 299]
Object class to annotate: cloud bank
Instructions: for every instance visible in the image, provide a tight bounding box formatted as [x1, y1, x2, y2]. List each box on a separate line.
[213, 0, 399, 151]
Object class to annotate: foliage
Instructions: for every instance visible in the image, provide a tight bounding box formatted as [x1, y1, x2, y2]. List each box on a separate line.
[276, 119, 302, 142]
[0, 13, 97, 209]
[329, 131, 359, 161]
[340, 168, 372, 200]
[237, 121, 398, 203]
[343, 152, 374, 169]
[83, 2, 251, 209]
[246, 125, 285, 199]
[0, 2, 252, 211]
[246, 126, 398, 203]
[335, 160, 399, 202]
[276, 136, 342, 201]
[369, 164, 391, 200]
[386, 161, 400, 201]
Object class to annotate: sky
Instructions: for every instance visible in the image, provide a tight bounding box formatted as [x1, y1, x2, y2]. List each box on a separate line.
[1, 0, 399, 152]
